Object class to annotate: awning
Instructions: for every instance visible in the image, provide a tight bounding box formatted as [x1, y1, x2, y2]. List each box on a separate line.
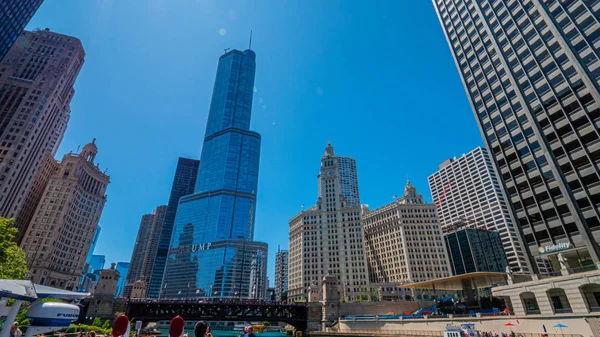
[33, 284, 90, 300]
[0, 279, 90, 301]
[399, 272, 511, 290]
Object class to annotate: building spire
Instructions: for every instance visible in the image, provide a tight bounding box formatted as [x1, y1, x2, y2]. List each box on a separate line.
[249, 30, 253, 49]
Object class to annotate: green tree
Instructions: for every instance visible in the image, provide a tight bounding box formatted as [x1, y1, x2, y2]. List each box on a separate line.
[102, 320, 111, 329]
[92, 317, 102, 327]
[0, 218, 28, 279]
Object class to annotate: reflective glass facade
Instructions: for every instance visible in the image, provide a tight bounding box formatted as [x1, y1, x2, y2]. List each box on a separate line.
[0, 0, 43, 62]
[433, 0, 600, 270]
[444, 227, 507, 275]
[148, 158, 199, 298]
[162, 49, 266, 299]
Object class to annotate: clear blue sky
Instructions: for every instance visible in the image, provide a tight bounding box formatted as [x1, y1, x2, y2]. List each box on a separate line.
[26, 0, 483, 279]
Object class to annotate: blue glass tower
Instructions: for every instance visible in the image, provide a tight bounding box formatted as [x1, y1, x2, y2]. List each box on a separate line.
[0, 0, 44, 62]
[162, 49, 267, 299]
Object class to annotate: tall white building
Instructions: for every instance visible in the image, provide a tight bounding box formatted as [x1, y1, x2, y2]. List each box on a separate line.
[274, 246, 288, 301]
[427, 147, 531, 273]
[288, 143, 369, 302]
[362, 181, 451, 299]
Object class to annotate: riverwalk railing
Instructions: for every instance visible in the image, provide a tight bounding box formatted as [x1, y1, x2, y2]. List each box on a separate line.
[311, 331, 582, 337]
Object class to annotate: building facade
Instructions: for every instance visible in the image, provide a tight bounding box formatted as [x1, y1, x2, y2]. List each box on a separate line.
[288, 143, 370, 302]
[78, 225, 102, 291]
[444, 226, 508, 275]
[162, 48, 267, 299]
[428, 147, 530, 273]
[362, 182, 452, 296]
[124, 210, 156, 298]
[0, 29, 84, 221]
[20, 140, 109, 290]
[0, 1, 44, 62]
[338, 156, 361, 207]
[432, 0, 600, 272]
[274, 246, 289, 301]
[139, 205, 166, 291]
[115, 262, 129, 297]
[90, 254, 106, 273]
[148, 157, 199, 298]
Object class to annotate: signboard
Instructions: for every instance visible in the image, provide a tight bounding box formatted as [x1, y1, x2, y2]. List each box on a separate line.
[135, 321, 142, 330]
[538, 242, 573, 255]
[192, 242, 213, 252]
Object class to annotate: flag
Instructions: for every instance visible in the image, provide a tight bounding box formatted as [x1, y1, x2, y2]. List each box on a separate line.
[393, 195, 398, 199]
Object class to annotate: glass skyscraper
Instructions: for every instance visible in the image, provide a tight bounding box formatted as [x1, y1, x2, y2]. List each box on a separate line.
[162, 49, 267, 299]
[433, 0, 600, 272]
[148, 158, 199, 298]
[0, 0, 44, 62]
[444, 227, 508, 275]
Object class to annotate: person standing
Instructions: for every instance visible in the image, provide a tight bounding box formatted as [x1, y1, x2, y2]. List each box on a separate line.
[10, 323, 22, 337]
[193, 321, 209, 337]
[243, 326, 256, 337]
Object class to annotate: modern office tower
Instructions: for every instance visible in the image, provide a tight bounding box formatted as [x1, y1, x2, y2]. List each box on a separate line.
[338, 156, 361, 207]
[0, 29, 84, 221]
[78, 225, 102, 290]
[363, 182, 452, 299]
[124, 212, 155, 298]
[139, 205, 167, 289]
[162, 48, 268, 300]
[115, 262, 130, 297]
[20, 140, 109, 290]
[90, 254, 106, 272]
[148, 158, 199, 298]
[0, 1, 44, 62]
[428, 147, 531, 273]
[288, 143, 370, 302]
[274, 246, 289, 301]
[444, 225, 508, 275]
[433, 0, 600, 271]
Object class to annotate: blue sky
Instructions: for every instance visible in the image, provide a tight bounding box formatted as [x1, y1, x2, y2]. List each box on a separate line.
[26, 0, 483, 279]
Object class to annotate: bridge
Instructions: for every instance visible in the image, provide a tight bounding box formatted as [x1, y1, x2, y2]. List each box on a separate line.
[125, 300, 309, 331]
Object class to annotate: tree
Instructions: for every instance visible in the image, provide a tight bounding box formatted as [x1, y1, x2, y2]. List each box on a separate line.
[0, 218, 28, 279]
[92, 317, 102, 327]
[102, 320, 111, 329]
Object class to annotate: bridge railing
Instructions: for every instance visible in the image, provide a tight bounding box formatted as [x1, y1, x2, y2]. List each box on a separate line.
[126, 298, 306, 306]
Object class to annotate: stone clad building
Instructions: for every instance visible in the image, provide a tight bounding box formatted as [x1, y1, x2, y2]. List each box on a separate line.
[288, 143, 369, 302]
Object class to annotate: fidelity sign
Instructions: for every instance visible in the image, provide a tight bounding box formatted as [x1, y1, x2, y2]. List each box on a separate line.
[537, 242, 572, 255]
[191, 242, 213, 252]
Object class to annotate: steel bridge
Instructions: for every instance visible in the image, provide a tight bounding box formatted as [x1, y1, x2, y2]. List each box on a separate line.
[125, 300, 309, 331]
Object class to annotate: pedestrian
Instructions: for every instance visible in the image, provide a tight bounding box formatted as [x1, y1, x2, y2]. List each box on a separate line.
[243, 326, 256, 337]
[194, 321, 209, 337]
[89, 331, 96, 337]
[205, 327, 213, 337]
[10, 323, 22, 337]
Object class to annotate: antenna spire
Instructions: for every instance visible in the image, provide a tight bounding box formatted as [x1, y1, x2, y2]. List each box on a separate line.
[249, 30, 253, 49]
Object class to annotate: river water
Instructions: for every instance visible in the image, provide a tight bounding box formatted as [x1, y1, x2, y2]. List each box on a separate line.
[159, 329, 287, 337]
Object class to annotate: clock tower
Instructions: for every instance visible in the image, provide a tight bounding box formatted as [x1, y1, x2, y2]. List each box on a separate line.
[317, 142, 349, 210]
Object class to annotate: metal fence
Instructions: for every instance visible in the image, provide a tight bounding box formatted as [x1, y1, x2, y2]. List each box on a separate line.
[309, 331, 582, 337]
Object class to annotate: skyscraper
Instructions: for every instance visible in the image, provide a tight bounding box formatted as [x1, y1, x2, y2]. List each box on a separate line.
[90, 255, 106, 273]
[162, 48, 267, 299]
[148, 158, 199, 298]
[0, 1, 44, 62]
[20, 140, 109, 290]
[338, 156, 361, 207]
[444, 227, 507, 275]
[288, 143, 369, 302]
[139, 205, 167, 289]
[428, 147, 531, 273]
[274, 246, 288, 301]
[433, 0, 600, 271]
[125, 213, 154, 297]
[0, 29, 84, 221]
[115, 262, 130, 297]
[362, 182, 451, 299]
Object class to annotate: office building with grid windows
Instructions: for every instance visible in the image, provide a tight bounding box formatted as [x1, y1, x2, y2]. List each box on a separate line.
[428, 147, 531, 273]
[433, 0, 600, 272]
[0, 1, 44, 62]
[274, 246, 288, 301]
[161, 48, 267, 299]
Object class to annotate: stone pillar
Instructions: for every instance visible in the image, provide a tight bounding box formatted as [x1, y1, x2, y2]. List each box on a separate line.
[308, 280, 321, 303]
[510, 293, 526, 316]
[532, 289, 553, 315]
[321, 272, 340, 330]
[563, 283, 589, 314]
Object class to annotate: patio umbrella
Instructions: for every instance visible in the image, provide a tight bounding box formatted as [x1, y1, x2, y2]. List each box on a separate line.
[504, 323, 516, 327]
[543, 325, 547, 333]
[553, 323, 567, 337]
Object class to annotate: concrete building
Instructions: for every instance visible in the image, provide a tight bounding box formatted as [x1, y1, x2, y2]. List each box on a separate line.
[124, 211, 155, 298]
[0, 1, 44, 62]
[274, 246, 288, 301]
[139, 205, 167, 290]
[433, 0, 600, 272]
[20, 140, 109, 290]
[444, 226, 507, 275]
[362, 181, 452, 299]
[428, 147, 530, 273]
[85, 263, 121, 319]
[115, 262, 129, 297]
[288, 143, 369, 302]
[162, 48, 267, 300]
[148, 157, 199, 298]
[0, 29, 85, 222]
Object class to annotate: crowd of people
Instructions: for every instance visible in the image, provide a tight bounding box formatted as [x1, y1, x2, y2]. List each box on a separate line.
[128, 298, 301, 306]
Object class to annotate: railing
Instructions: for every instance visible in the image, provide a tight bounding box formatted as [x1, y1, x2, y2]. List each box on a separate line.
[554, 308, 573, 313]
[525, 309, 541, 315]
[333, 329, 444, 336]
[589, 306, 600, 312]
[571, 264, 597, 274]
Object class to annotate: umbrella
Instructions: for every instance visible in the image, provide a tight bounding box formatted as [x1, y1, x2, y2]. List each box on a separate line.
[505, 323, 516, 327]
[543, 325, 547, 333]
[553, 323, 567, 337]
